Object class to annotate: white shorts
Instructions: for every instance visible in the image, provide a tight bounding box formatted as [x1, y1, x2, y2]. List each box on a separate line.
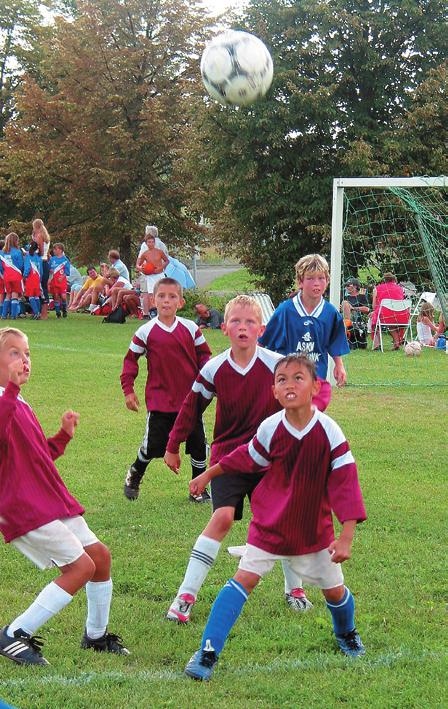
[145, 272, 165, 294]
[70, 283, 83, 293]
[11, 516, 99, 570]
[138, 274, 148, 294]
[239, 544, 344, 590]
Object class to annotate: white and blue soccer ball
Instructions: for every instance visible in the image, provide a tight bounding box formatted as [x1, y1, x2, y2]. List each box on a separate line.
[200, 31, 274, 107]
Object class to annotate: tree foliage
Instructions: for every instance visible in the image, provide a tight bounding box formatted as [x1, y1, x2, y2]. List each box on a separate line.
[182, 0, 447, 301]
[2, 0, 209, 264]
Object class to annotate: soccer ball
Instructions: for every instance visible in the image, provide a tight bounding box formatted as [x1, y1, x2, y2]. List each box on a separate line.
[142, 262, 155, 275]
[200, 31, 274, 107]
[404, 341, 422, 357]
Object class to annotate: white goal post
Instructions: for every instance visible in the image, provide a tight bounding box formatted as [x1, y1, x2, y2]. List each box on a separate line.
[329, 176, 448, 311]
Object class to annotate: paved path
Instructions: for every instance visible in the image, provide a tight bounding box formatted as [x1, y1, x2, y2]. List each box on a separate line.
[194, 264, 240, 288]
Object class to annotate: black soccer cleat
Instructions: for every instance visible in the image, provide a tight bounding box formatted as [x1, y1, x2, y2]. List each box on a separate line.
[123, 466, 144, 500]
[0, 625, 49, 666]
[81, 629, 130, 655]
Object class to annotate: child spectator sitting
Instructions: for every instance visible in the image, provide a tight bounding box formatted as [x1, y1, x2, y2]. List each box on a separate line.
[184, 354, 366, 681]
[106, 268, 133, 312]
[416, 302, 438, 346]
[0, 328, 129, 665]
[23, 242, 43, 319]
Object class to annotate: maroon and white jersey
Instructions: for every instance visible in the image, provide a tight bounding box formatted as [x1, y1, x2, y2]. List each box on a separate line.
[167, 346, 283, 463]
[219, 409, 366, 556]
[120, 316, 211, 412]
[0, 382, 84, 543]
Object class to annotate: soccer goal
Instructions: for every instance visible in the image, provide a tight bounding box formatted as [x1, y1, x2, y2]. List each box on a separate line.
[329, 176, 447, 384]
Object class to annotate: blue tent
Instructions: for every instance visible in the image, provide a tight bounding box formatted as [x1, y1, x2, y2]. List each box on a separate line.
[165, 257, 196, 289]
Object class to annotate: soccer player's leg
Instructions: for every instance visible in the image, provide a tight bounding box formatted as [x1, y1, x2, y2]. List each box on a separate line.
[186, 418, 210, 503]
[184, 545, 274, 680]
[299, 549, 365, 657]
[124, 412, 174, 500]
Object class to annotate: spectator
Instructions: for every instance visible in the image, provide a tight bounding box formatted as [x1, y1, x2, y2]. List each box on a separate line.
[371, 273, 409, 350]
[105, 268, 133, 311]
[32, 219, 51, 320]
[416, 302, 438, 346]
[194, 304, 224, 329]
[342, 279, 369, 321]
[136, 235, 169, 312]
[108, 250, 130, 282]
[137, 226, 169, 317]
[68, 266, 104, 312]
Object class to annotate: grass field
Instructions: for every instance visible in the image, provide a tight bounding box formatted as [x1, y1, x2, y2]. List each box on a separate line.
[0, 314, 447, 709]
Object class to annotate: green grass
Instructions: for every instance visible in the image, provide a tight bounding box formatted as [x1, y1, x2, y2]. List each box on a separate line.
[0, 315, 447, 708]
[206, 268, 257, 293]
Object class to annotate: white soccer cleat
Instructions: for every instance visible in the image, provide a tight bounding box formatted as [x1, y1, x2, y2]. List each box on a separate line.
[166, 593, 196, 624]
[227, 544, 247, 558]
[285, 588, 313, 612]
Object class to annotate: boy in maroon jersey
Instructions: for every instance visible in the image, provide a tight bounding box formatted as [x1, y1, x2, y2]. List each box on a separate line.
[0, 328, 129, 667]
[164, 295, 311, 623]
[120, 277, 211, 501]
[184, 354, 366, 681]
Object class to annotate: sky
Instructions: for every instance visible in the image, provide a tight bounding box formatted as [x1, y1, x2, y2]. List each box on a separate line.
[201, 0, 246, 17]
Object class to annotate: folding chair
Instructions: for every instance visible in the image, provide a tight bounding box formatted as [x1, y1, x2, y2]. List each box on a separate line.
[373, 298, 412, 351]
[250, 292, 275, 325]
[406, 292, 438, 341]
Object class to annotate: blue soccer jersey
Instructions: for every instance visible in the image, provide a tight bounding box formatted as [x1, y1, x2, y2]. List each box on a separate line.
[259, 293, 350, 380]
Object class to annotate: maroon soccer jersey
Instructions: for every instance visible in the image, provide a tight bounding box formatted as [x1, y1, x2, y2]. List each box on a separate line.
[0, 383, 84, 543]
[120, 316, 211, 412]
[167, 346, 284, 463]
[219, 409, 366, 555]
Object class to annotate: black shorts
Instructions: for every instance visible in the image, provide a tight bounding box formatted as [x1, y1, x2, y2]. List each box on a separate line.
[211, 472, 264, 521]
[139, 411, 206, 460]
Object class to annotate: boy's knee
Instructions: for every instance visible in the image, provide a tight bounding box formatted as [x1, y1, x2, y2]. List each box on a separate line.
[212, 508, 235, 533]
[75, 553, 97, 584]
[85, 541, 112, 576]
[322, 585, 345, 603]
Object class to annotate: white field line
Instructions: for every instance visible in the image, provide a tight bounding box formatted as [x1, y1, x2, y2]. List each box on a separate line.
[0, 648, 445, 690]
[33, 343, 122, 358]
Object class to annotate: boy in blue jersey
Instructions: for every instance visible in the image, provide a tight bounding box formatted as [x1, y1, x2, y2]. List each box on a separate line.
[48, 244, 71, 318]
[259, 254, 349, 409]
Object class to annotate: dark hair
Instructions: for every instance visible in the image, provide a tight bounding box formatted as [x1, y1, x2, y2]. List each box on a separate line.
[29, 241, 39, 256]
[346, 277, 361, 289]
[153, 277, 183, 297]
[274, 353, 317, 381]
[87, 265, 96, 273]
[53, 242, 64, 251]
[0, 240, 5, 250]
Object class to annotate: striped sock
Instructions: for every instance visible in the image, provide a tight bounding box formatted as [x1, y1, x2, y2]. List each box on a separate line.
[190, 456, 207, 479]
[178, 534, 221, 598]
[200, 578, 248, 655]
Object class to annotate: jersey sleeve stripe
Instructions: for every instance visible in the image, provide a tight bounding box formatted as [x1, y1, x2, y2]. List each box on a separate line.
[192, 381, 214, 399]
[195, 333, 207, 345]
[332, 451, 355, 470]
[130, 340, 145, 354]
[248, 440, 270, 468]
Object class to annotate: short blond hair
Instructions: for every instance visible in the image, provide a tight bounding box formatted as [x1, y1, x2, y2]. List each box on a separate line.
[295, 254, 330, 284]
[0, 327, 28, 351]
[224, 295, 262, 323]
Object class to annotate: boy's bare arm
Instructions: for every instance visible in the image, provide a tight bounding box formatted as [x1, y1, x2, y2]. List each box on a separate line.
[328, 519, 357, 563]
[333, 356, 347, 387]
[189, 464, 224, 496]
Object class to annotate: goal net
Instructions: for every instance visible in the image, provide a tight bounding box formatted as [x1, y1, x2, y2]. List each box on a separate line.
[329, 177, 447, 386]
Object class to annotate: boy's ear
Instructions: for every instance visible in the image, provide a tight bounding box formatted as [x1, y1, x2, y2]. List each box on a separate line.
[221, 321, 227, 334]
[312, 378, 321, 398]
[258, 323, 266, 336]
[179, 297, 186, 309]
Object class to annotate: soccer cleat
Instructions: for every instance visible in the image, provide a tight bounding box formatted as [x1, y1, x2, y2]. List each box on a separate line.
[335, 628, 365, 657]
[189, 489, 211, 504]
[285, 588, 313, 612]
[81, 629, 130, 655]
[227, 544, 246, 558]
[184, 643, 218, 681]
[0, 625, 49, 666]
[166, 593, 196, 624]
[56, 311, 61, 318]
[123, 466, 144, 500]
[62, 310, 68, 318]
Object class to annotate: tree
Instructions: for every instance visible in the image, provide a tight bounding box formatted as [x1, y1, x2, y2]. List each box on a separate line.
[182, 0, 447, 301]
[2, 0, 209, 265]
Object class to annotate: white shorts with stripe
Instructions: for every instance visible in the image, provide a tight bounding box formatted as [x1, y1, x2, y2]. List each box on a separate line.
[145, 272, 165, 293]
[11, 516, 99, 570]
[239, 544, 344, 590]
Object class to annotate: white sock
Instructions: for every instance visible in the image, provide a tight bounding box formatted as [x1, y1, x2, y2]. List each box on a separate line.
[85, 579, 113, 640]
[281, 559, 304, 594]
[8, 582, 72, 637]
[178, 535, 221, 598]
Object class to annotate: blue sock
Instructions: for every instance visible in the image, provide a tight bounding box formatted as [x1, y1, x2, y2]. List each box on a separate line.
[326, 587, 355, 636]
[10, 299, 19, 319]
[54, 301, 61, 315]
[200, 578, 248, 655]
[29, 297, 40, 315]
[1, 300, 10, 319]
